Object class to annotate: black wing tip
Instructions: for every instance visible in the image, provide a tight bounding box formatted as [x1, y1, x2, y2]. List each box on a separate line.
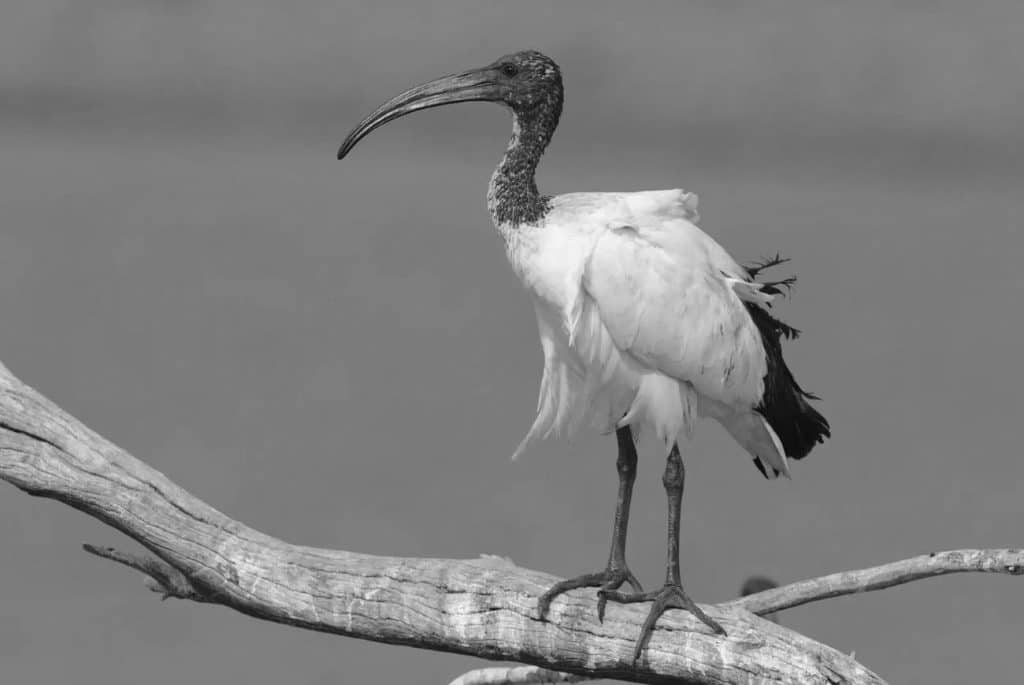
[741, 255, 831, 464]
[752, 457, 783, 479]
[744, 298, 830, 463]
[760, 277, 797, 298]
[752, 457, 769, 478]
[784, 401, 831, 460]
[747, 253, 798, 303]
[745, 253, 792, 278]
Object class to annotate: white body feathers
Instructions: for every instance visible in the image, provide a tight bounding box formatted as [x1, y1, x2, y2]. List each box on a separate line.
[502, 189, 791, 477]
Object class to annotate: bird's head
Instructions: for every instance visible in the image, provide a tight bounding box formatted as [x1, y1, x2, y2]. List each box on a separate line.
[338, 50, 563, 160]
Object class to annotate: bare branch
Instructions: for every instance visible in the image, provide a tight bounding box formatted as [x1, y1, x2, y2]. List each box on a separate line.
[448, 666, 588, 685]
[738, 575, 780, 624]
[726, 549, 1024, 616]
[81, 543, 213, 601]
[6, 360, 1007, 684]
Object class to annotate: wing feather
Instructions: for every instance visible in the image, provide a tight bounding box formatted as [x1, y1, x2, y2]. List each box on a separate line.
[582, 208, 768, 409]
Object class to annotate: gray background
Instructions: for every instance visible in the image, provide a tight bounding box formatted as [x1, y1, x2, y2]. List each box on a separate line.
[1, 1, 1022, 683]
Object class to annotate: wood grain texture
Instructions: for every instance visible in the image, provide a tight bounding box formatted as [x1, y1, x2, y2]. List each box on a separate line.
[449, 665, 590, 685]
[0, 359, 885, 684]
[726, 548, 1024, 617]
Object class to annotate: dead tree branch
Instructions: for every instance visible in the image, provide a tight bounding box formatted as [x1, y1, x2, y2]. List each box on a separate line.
[725, 548, 1024, 616]
[81, 543, 212, 601]
[0, 359, 1005, 684]
[448, 665, 589, 685]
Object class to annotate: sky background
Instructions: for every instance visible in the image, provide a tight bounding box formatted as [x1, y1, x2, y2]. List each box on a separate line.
[1, 2, 1022, 684]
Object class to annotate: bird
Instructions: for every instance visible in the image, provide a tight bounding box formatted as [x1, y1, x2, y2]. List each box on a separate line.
[337, 49, 830, 661]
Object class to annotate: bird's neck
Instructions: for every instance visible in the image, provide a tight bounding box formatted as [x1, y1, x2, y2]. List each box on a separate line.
[487, 110, 555, 228]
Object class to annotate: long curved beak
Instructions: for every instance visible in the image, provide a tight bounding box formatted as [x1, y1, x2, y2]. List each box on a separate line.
[337, 68, 501, 160]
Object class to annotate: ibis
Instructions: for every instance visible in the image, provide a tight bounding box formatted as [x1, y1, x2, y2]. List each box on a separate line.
[337, 50, 829, 659]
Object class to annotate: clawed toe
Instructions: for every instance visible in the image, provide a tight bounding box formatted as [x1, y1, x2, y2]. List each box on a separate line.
[610, 583, 725, 663]
[595, 567, 643, 622]
[537, 565, 643, 621]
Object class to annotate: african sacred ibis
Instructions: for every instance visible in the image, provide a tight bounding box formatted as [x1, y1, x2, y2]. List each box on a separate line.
[337, 50, 830, 659]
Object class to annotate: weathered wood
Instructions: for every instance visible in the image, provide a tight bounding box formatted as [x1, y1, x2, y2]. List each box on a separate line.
[726, 548, 1024, 617]
[449, 665, 589, 685]
[0, 359, 884, 684]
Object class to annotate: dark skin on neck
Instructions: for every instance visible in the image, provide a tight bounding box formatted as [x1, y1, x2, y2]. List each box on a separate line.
[336, 49, 725, 663]
[488, 103, 557, 226]
[488, 129, 547, 225]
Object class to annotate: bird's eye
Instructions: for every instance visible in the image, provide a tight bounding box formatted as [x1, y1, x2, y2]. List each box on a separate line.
[501, 63, 519, 78]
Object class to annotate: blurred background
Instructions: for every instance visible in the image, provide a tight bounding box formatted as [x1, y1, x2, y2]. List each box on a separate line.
[1, 1, 1022, 683]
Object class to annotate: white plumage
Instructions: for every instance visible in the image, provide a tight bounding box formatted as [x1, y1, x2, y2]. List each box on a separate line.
[503, 189, 790, 477]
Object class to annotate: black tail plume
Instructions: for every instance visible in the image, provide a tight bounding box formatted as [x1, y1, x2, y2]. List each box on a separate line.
[743, 258, 830, 464]
[747, 303, 830, 461]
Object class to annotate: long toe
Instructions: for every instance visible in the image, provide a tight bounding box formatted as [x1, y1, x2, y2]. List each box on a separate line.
[602, 584, 725, 663]
[596, 567, 643, 622]
[537, 565, 643, 621]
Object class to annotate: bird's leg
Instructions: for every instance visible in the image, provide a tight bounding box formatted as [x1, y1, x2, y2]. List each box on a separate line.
[600, 445, 726, 662]
[537, 427, 643, 621]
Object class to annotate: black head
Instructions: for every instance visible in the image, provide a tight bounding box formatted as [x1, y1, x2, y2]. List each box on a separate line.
[485, 50, 563, 116]
[338, 50, 563, 159]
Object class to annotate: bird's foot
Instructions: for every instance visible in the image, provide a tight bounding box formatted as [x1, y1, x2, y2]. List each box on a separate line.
[537, 563, 643, 622]
[600, 583, 726, 663]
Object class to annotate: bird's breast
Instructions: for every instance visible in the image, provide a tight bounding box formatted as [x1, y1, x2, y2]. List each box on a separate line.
[502, 221, 595, 326]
